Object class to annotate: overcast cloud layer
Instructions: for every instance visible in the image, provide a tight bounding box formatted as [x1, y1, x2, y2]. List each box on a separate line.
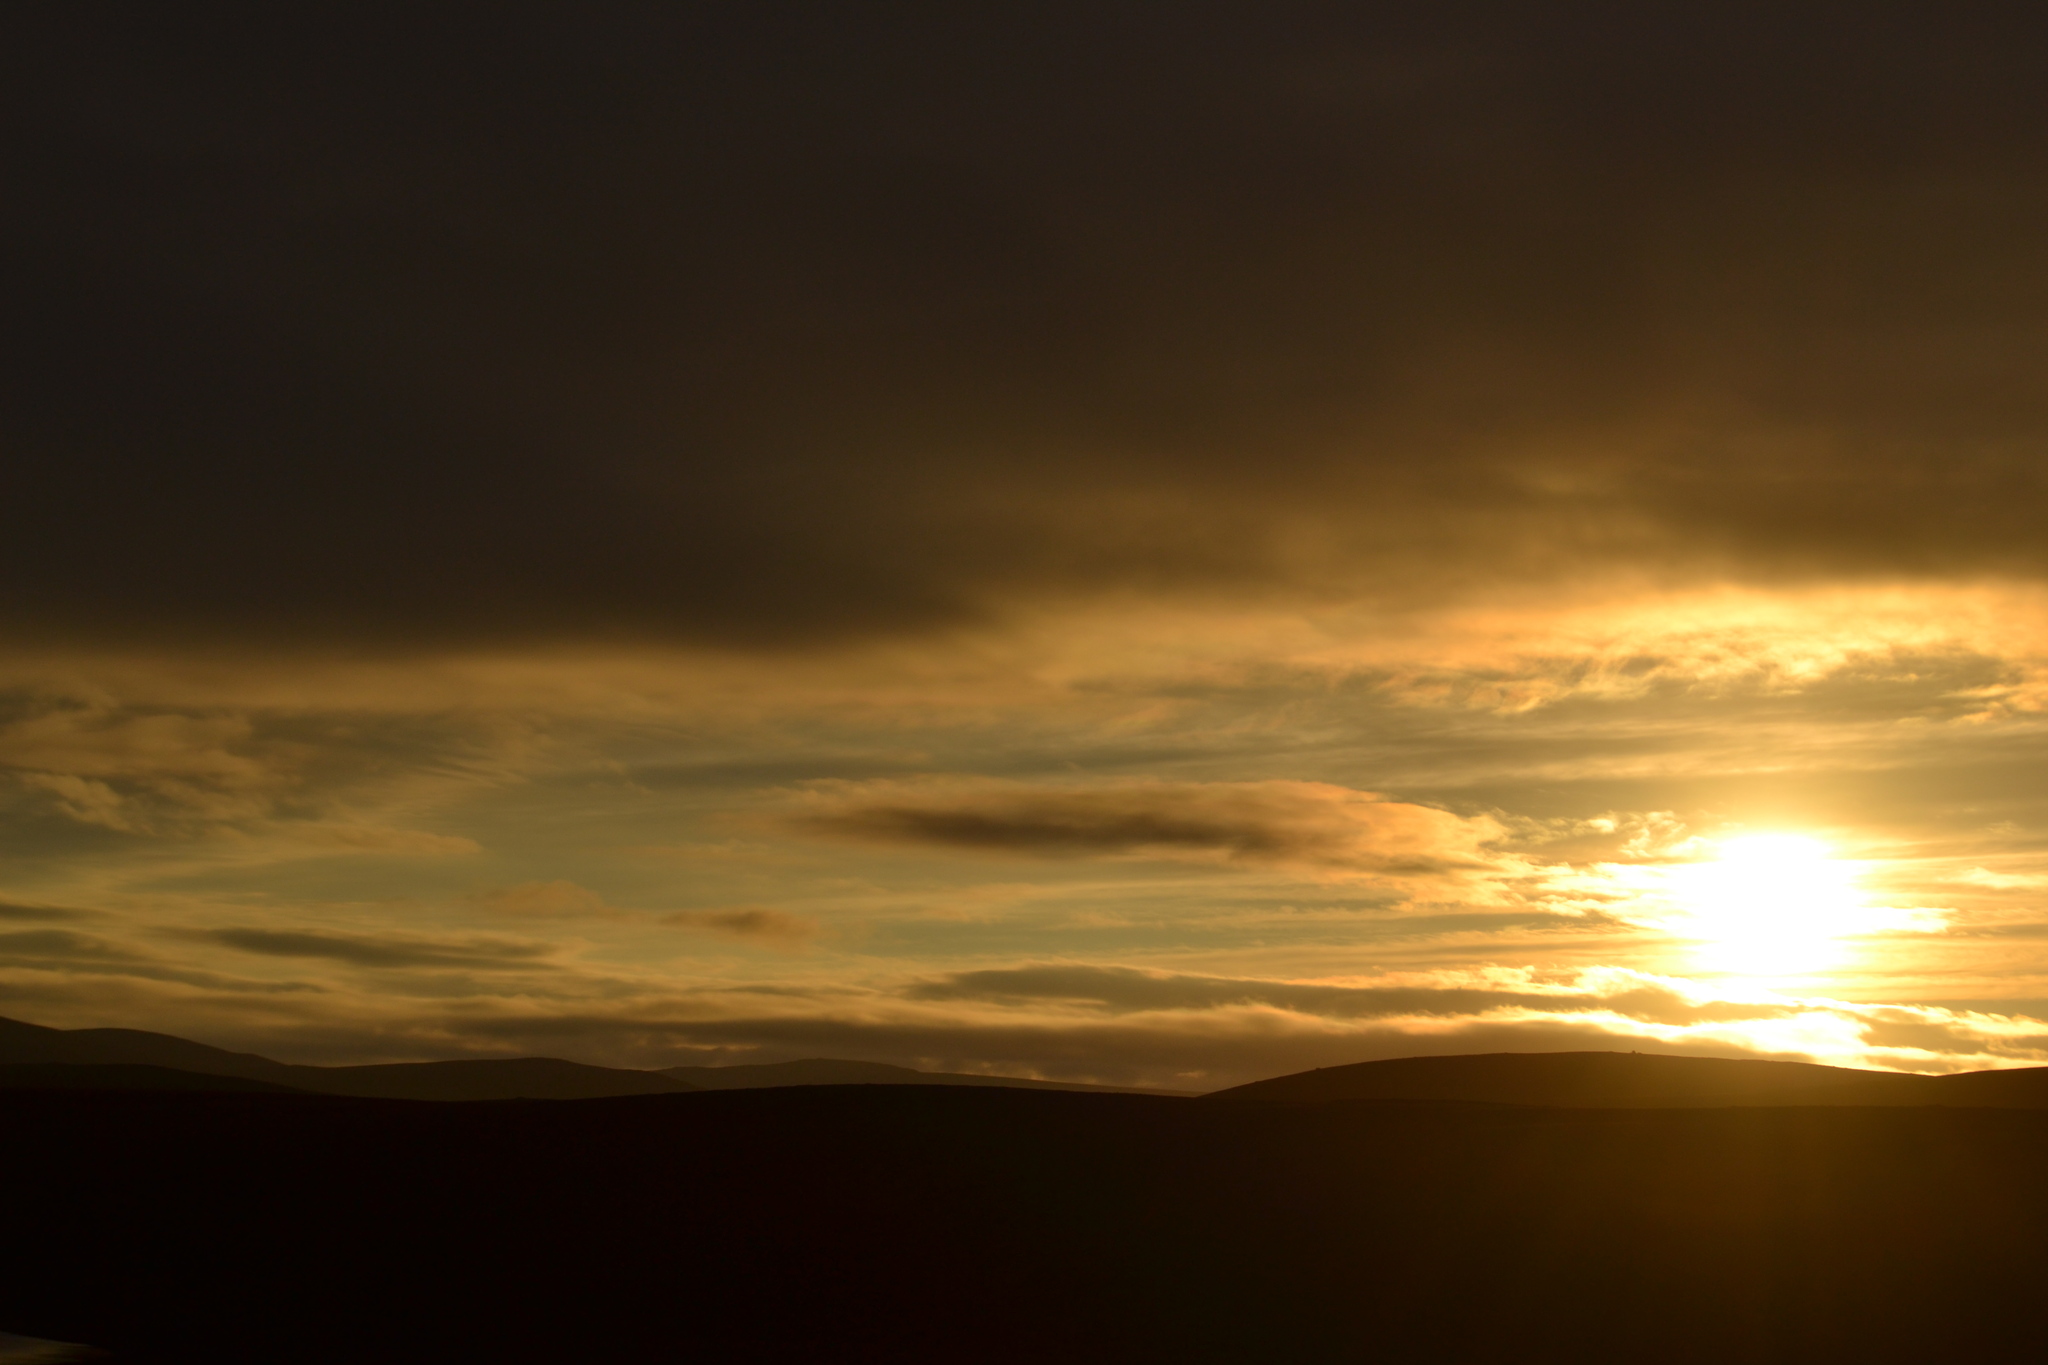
[7, 4, 2048, 1085]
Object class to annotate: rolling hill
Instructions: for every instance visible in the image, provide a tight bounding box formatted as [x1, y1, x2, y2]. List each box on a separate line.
[0, 1015, 687, 1101]
[1204, 1048, 2048, 1108]
[0, 1014, 1187, 1100]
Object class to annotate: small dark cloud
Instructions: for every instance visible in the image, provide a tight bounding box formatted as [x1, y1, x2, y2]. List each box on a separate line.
[202, 928, 558, 971]
[791, 779, 1499, 876]
[661, 908, 819, 948]
[0, 899, 84, 922]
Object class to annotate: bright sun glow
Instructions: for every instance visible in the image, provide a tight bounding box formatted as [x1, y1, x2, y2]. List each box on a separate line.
[1669, 834, 1869, 977]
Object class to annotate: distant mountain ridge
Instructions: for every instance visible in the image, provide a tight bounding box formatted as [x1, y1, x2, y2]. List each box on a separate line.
[0, 1063, 310, 1095]
[17, 1013, 2048, 1109]
[0, 1015, 688, 1101]
[1205, 1049, 2048, 1109]
[0, 1015, 1189, 1100]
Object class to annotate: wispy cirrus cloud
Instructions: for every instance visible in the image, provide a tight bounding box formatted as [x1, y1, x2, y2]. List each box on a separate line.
[199, 927, 560, 972]
[0, 928, 319, 993]
[459, 881, 819, 946]
[461, 880, 621, 919]
[904, 963, 1797, 1028]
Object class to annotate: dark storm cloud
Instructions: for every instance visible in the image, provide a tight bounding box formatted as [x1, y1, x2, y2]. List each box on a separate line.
[201, 927, 558, 971]
[905, 964, 1794, 1028]
[9, 3, 2048, 649]
[791, 779, 1499, 873]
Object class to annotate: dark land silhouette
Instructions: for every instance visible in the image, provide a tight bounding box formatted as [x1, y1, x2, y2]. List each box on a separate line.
[662, 1056, 1194, 1095]
[11, 1036, 2048, 1361]
[1207, 1048, 2048, 1109]
[0, 1015, 1189, 1101]
[0, 1064, 307, 1095]
[9, 1077, 2048, 1364]
[0, 1016, 688, 1101]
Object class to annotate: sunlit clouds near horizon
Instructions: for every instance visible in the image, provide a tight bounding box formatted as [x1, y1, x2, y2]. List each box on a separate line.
[8, 4, 2048, 1085]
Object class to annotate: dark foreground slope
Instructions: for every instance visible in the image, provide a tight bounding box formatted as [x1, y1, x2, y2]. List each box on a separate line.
[1206, 1048, 2048, 1108]
[6, 1086, 2048, 1365]
[0, 1064, 307, 1095]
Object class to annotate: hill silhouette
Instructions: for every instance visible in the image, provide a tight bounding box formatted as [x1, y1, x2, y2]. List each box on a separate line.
[0, 1014, 1187, 1100]
[0, 1016, 686, 1101]
[663, 1057, 1193, 1095]
[8, 1084, 2048, 1364]
[0, 1015, 294, 1083]
[1205, 1048, 2048, 1108]
[0, 1064, 309, 1095]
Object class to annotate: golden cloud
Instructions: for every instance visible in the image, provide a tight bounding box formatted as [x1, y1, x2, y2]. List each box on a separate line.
[788, 778, 1504, 879]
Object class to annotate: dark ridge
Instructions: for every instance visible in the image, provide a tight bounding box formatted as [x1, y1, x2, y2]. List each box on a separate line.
[0, 1063, 310, 1095]
[0, 1015, 689, 1101]
[1931, 1065, 2048, 1105]
[0, 1015, 1190, 1099]
[1202, 1049, 1982, 1108]
[0, 1015, 293, 1084]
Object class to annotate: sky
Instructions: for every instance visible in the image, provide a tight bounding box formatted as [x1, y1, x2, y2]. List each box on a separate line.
[8, 2, 2048, 1088]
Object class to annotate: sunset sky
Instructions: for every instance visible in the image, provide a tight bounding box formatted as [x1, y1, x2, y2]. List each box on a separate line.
[9, 3, 2048, 1087]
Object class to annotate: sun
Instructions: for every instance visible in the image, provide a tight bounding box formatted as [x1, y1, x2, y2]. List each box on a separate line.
[1668, 834, 1868, 977]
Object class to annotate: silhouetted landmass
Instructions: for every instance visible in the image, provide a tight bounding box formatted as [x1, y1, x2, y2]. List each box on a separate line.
[6, 1083, 2048, 1364]
[14, 1012, 2048, 1110]
[1205, 1048, 2048, 1108]
[663, 1057, 1194, 1095]
[1919, 1064, 2048, 1106]
[0, 1064, 309, 1095]
[0, 1016, 1182, 1100]
[0, 1016, 689, 1101]
[0, 1016, 291, 1084]
[288, 1058, 689, 1102]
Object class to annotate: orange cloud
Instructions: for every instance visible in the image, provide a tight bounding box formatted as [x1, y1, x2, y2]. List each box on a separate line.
[789, 778, 1504, 879]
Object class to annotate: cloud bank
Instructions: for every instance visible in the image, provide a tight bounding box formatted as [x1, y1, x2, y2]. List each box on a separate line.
[10, 6, 2048, 653]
